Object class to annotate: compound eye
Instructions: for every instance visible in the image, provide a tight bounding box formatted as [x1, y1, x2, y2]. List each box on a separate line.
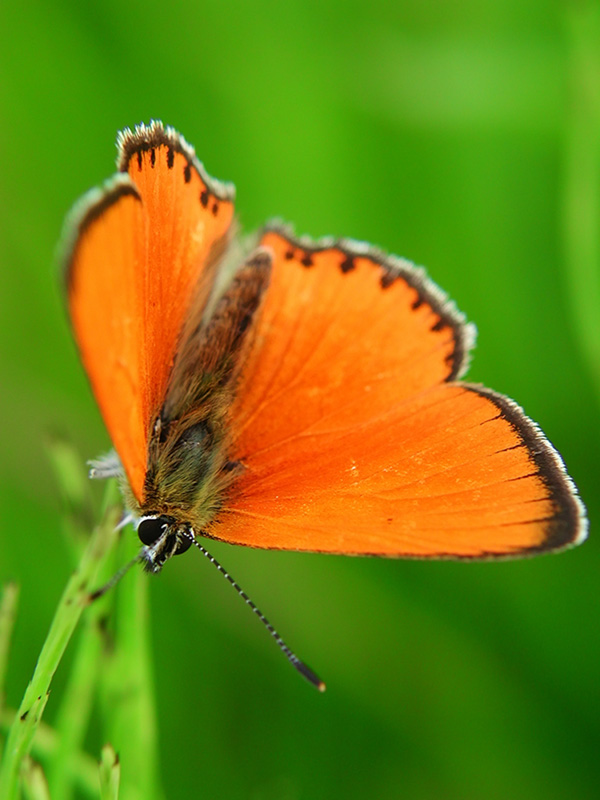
[138, 516, 171, 546]
[174, 536, 192, 555]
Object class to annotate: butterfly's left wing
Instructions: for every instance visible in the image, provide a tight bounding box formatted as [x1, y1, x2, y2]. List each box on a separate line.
[63, 122, 235, 503]
[208, 226, 586, 558]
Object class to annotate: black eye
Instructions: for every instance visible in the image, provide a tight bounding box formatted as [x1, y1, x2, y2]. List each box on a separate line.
[174, 536, 192, 555]
[138, 515, 172, 546]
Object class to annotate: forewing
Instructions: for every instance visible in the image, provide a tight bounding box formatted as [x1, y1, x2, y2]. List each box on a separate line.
[63, 122, 235, 502]
[211, 227, 585, 556]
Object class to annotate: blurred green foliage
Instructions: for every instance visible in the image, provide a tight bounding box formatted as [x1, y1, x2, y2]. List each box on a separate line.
[1, 1, 598, 798]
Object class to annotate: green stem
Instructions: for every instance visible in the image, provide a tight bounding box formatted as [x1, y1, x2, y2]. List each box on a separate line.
[0, 710, 99, 798]
[0, 482, 121, 800]
[46, 545, 119, 800]
[99, 744, 121, 800]
[98, 536, 164, 800]
[44, 438, 96, 559]
[20, 757, 50, 800]
[0, 583, 20, 761]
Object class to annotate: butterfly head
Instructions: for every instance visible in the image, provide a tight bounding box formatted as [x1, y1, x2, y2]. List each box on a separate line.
[137, 514, 193, 573]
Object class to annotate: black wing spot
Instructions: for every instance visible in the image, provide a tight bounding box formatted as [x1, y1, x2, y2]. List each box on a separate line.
[136, 151, 143, 170]
[150, 148, 156, 167]
[481, 411, 504, 425]
[166, 147, 175, 169]
[412, 296, 424, 310]
[340, 256, 355, 273]
[380, 272, 396, 289]
[200, 189, 209, 208]
[284, 249, 295, 260]
[301, 252, 314, 267]
[184, 162, 192, 183]
[431, 319, 447, 332]
[212, 201, 219, 216]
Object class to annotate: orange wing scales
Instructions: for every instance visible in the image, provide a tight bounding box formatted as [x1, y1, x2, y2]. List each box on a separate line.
[212, 227, 586, 557]
[227, 229, 472, 456]
[64, 122, 234, 503]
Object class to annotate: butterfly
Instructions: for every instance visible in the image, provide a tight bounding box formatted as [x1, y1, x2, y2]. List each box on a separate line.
[62, 121, 587, 686]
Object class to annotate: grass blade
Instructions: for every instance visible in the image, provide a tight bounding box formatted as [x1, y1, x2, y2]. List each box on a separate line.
[0, 710, 99, 797]
[0, 482, 121, 800]
[99, 744, 120, 800]
[46, 554, 118, 800]
[21, 756, 50, 800]
[98, 537, 164, 800]
[0, 582, 20, 761]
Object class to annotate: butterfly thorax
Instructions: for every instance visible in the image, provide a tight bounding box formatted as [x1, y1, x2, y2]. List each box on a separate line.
[141, 392, 239, 529]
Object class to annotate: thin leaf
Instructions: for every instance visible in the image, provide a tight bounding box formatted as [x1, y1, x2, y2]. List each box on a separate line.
[21, 756, 50, 800]
[0, 582, 19, 760]
[0, 482, 121, 800]
[46, 559, 118, 800]
[99, 743, 121, 800]
[98, 536, 164, 800]
[0, 710, 98, 798]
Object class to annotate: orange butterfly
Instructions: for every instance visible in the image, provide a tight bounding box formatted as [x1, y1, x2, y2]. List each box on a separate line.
[62, 121, 586, 686]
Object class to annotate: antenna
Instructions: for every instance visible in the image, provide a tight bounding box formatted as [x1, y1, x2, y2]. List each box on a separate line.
[88, 552, 144, 601]
[185, 533, 326, 692]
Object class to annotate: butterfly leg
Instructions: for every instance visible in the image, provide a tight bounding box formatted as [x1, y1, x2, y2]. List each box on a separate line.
[88, 449, 123, 479]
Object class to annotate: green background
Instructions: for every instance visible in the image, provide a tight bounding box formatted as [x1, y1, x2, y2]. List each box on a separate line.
[1, 1, 599, 798]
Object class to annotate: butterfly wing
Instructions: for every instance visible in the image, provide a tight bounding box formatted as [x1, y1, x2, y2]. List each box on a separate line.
[210, 226, 586, 557]
[63, 122, 235, 503]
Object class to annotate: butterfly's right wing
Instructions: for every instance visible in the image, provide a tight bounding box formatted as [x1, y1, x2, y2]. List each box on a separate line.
[210, 227, 586, 558]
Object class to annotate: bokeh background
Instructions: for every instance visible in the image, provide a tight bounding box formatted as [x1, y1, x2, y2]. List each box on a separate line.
[1, 1, 599, 798]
